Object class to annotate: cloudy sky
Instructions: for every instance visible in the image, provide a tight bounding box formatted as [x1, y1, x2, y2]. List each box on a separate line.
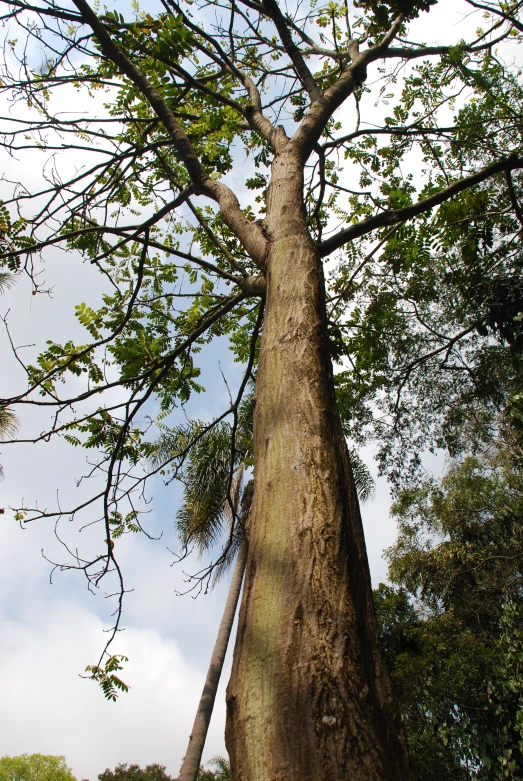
[0, 1, 507, 778]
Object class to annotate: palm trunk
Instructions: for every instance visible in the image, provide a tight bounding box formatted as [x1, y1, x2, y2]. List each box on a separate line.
[179, 538, 248, 781]
[225, 150, 412, 780]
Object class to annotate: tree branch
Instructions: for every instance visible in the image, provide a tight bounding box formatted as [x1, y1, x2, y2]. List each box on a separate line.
[319, 154, 523, 257]
[261, 0, 322, 103]
[465, 0, 523, 34]
[322, 125, 458, 150]
[71, 0, 207, 190]
[291, 15, 404, 159]
[383, 28, 513, 62]
[70, 0, 268, 265]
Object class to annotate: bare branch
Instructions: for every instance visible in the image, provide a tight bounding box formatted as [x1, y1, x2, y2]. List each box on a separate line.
[261, 0, 322, 103]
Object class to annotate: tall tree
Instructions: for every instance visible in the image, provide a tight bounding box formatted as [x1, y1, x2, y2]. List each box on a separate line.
[2, 0, 523, 778]
[154, 412, 252, 781]
[159, 405, 375, 781]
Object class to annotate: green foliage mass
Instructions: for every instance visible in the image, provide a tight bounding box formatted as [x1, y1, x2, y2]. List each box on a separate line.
[329, 47, 523, 486]
[375, 448, 523, 779]
[97, 758, 229, 781]
[98, 764, 173, 781]
[0, 755, 76, 781]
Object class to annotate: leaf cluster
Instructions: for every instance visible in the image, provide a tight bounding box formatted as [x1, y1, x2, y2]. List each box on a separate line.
[85, 654, 130, 702]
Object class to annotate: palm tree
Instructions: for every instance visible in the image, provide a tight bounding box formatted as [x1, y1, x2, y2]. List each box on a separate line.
[152, 400, 253, 781]
[153, 401, 375, 781]
[179, 535, 247, 781]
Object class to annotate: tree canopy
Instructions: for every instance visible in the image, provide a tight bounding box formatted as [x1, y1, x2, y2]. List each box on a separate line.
[375, 445, 523, 779]
[97, 759, 229, 781]
[0, 755, 77, 781]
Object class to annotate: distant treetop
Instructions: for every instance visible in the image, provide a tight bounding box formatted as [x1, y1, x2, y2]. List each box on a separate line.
[0, 754, 76, 781]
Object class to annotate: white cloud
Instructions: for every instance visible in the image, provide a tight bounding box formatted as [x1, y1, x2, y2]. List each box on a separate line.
[0, 505, 233, 779]
[0, 600, 230, 780]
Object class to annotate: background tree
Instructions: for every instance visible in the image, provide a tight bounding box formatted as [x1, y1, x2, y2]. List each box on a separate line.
[0, 755, 77, 781]
[2, 0, 523, 777]
[97, 758, 229, 781]
[98, 763, 174, 781]
[375, 445, 523, 779]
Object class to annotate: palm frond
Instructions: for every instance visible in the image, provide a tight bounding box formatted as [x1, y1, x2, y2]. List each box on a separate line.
[149, 422, 195, 469]
[349, 448, 375, 504]
[177, 423, 237, 551]
[151, 421, 247, 554]
[209, 757, 230, 780]
[236, 394, 254, 460]
[0, 272, 17, 294]
[149, 403, 254, 586]
[0, 406, 19, 439]
[0, 406, 19, 480]
[209, 467, 247, 586]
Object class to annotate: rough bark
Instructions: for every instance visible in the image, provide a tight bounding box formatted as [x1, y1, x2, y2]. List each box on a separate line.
[225, 149, 412, 781]
[179, 538, 248, 781]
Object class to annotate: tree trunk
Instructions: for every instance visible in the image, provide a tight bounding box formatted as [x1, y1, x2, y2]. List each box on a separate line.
[225, 150, 412, 781]
[179, 539, 248, 781]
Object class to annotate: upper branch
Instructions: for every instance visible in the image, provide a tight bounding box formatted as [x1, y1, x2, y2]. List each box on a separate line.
[4, 0, 83, 22]
[464, 0, 523, 34]
[318, 154, 523, 257]
[383, 29, 513, 62]
[260, 0, 322, 103]
[70, 0, 268, 266]
[291, 3, 515, 163]
[291, 15, 404, 160]
[71, 0, 206, 188]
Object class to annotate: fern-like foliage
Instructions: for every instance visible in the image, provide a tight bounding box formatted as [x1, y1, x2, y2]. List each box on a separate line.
[348, 448, 375, 504]
[0, 406, 19, 479]
[151, 396, 254, 581]
[85, 654, 129, 701]
[0, 271, 16, 294]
